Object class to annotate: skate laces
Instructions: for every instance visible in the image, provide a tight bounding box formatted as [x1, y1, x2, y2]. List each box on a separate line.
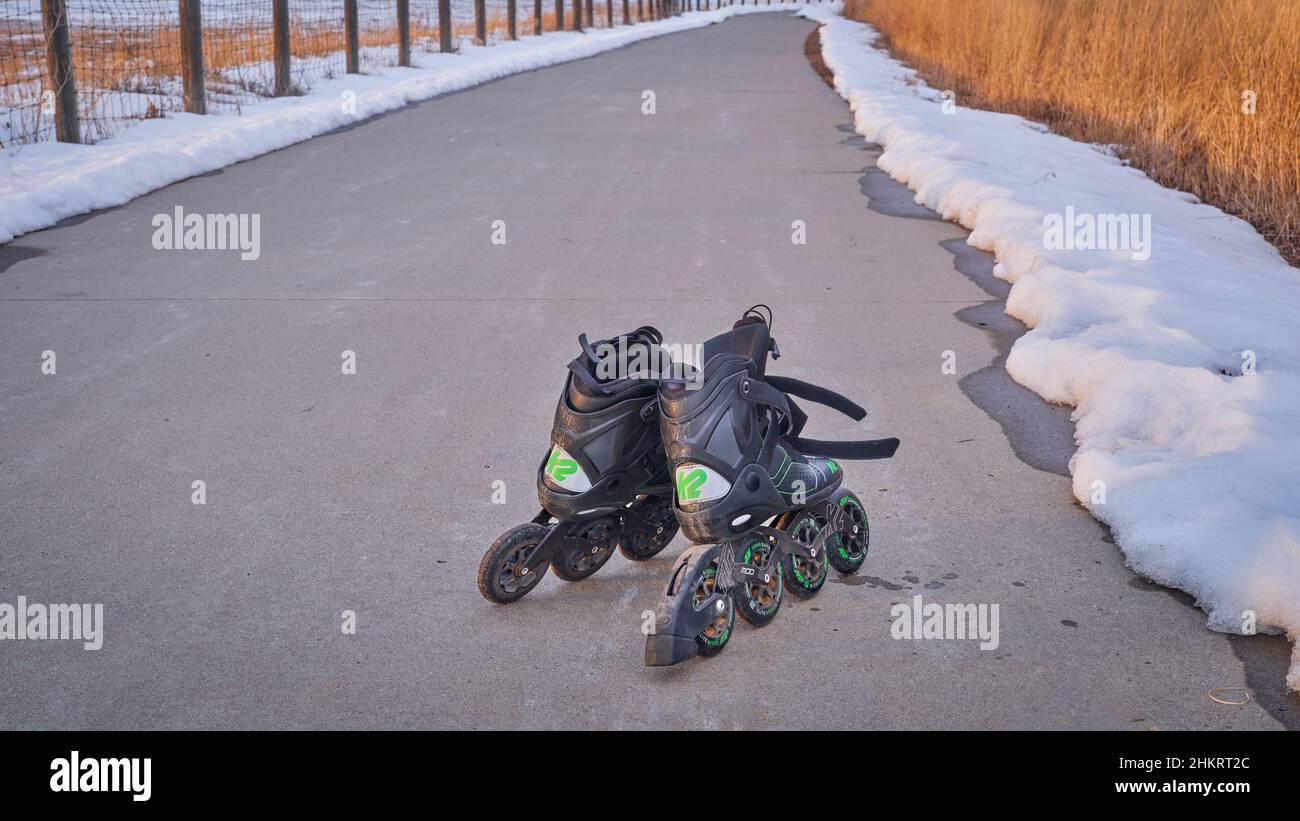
[570, 325, 666, 395]
[736, 304, 772, 332]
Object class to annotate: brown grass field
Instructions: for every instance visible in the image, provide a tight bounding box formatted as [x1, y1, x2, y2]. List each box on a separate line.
[842, 0, 1300, 265]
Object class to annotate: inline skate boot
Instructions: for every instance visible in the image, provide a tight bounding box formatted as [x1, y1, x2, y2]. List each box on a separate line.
[477, 326, 682, 604]
[644, 306, 899, 665]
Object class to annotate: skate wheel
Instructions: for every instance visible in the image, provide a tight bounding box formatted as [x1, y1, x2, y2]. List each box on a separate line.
[550, 519, 617, 581]
[734, 537, 783, 626]
[826, 491, 870, 574]
[477, 523, 551, 603]
[618, 497, 680, 561]
[775, 509, 829, 598]
[694, 559, 735, 657]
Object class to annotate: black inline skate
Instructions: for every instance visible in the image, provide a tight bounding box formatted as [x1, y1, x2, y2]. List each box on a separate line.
[644, 306, 899, 665]
[478, 326, 681, 604]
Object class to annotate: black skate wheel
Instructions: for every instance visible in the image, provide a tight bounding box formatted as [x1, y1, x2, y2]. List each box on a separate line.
[693, 558, 735, 657]
[618, 497, 680, 561]
[774, 509, 829, 598]
[734, 536, 783, 626]
[826, 492, 870, 574]
[550, 519, 617, 581]
[477, 523, 551, 604]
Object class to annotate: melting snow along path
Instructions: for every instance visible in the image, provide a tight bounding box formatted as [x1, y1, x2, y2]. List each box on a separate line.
[805, 6, 1300, 691]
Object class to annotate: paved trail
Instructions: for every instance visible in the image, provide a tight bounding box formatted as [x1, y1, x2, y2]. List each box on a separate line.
[1, 13, 1293, 729]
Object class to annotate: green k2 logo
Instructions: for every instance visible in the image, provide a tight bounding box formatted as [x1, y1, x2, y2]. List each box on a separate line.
[677, 467, 706, 501]
[547, 448, 578, 482]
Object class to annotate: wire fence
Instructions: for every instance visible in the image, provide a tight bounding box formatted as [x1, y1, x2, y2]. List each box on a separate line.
[1, 1, 54, 146]
[1, 0, 800, 148]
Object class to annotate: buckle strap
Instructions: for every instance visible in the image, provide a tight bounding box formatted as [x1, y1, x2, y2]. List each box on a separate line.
[737, 374, 894, 461]
[791, 436, 899, 460]
[767, 375, 866, 421]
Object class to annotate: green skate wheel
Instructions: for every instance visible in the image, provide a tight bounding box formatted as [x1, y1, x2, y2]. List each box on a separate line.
[694, 557, 735, 657]
[775, 509, 829, 598]
[477, 523, 551, 603]
[735, 536, 783, 626]
[826, 491, 870, 574]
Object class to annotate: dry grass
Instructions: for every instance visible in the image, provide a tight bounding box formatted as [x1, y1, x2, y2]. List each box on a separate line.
[842, 0, 1300, 265]
[803, 27, 833, 88]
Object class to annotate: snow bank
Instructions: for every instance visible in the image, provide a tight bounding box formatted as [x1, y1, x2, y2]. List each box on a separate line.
[804, 6, 1300, 689]
[0, 4, 792, 244]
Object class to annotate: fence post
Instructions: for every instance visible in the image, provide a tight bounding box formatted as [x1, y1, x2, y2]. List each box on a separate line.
[39, 0, 80, 143]
[606, 0, 612, 26]
[535, 0, 543, 33]
[508, 0, 517, 39]
[476, 0, 487, 44]
[586, 0, 593, 28]
[272, 0, 291, 94]
[573, 0, 582, 30]
[622, 0, 629, 23]
[439, 0, 452, 51]
[344, 0, 359, 72]
[178, 0, 206, 115]
[397, 0, 411, 65]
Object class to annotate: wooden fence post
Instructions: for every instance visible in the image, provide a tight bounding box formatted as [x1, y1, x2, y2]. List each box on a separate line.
[606, 0, 612, 27]
[535, 0, 543, 34]
[508, 0, 517, 39]
[178, 0, 206, 115]
[475, 0, 487, 44]
[586, 0, 593, 28]
[622, 0, 629, 23]
[273, 0, 291, 94]
[556, 0, 564, 30]
[573, 0, 582, 30]
[439, 0, 452, 51]
[344, 0, 359, 72]
[39, 0, 80, 143]
[395, 0, 410, 65]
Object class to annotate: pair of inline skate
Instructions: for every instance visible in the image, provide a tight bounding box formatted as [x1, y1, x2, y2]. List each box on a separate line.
[476, 306, 898, 665]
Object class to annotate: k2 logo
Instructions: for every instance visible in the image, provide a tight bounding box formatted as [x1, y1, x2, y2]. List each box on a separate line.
[546, 448, 578, 482]
[676, 468, 706, 501]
